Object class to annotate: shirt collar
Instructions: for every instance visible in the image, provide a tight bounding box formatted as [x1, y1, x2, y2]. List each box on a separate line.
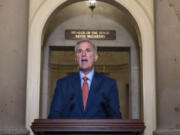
[79, 69, 95, 81]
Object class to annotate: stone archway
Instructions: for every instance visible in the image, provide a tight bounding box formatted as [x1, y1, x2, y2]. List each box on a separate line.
[26, 0, 156, 135]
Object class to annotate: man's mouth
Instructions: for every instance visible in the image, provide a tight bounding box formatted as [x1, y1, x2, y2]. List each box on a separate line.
[81, 59, 88, 63]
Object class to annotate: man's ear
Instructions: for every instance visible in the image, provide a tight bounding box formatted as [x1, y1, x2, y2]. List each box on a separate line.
[94, 53, 98, 62]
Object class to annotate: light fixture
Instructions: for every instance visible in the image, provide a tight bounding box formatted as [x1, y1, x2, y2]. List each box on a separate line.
[87, 0, 96, 11]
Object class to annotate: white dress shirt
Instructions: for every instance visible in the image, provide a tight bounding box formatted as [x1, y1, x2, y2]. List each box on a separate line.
[79, 69, 95, 90]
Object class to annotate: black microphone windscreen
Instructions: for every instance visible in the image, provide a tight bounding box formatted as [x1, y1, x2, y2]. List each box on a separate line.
[70, 93, 75, 100]
[70, 103, 75, 112]
[102, 92, 107, 100]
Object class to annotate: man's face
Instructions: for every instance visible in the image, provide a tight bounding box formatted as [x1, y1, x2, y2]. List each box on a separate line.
[75, 42, 98, 74]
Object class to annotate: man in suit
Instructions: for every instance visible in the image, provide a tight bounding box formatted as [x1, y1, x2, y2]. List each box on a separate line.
[48, 39, 122, 119]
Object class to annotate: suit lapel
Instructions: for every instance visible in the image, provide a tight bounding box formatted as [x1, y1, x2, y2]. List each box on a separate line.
[85, 72, 103, 112]
[71, 72, 84, 113]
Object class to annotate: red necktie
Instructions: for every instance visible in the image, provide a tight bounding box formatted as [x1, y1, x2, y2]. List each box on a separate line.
[82, 77, 89, 110]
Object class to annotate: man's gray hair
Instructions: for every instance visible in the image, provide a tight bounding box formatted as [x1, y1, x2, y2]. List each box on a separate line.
[75, 39, 97, 53]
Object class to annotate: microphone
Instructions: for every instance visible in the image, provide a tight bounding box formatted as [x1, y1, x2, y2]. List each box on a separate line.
[69, 103, 75, 112]
[101, 92, 120, 118]
[59, 93, 75, 117]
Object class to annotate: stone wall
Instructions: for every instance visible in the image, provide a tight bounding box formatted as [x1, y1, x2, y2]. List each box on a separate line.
[0, 0, 28, 134]
[155, 0, 180, 134]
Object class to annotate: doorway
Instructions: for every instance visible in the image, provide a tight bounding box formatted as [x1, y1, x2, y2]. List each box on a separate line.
[47, 46, 130, 119]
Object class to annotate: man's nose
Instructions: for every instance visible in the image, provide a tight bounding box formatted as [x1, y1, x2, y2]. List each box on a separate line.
[82, 50, 87, 56]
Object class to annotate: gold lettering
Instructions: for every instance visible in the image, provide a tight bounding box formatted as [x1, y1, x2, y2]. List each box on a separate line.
[92, 31, 98, 34]
[68, 30, 114, 39]
[71, 31, 76, 34]
[87, 35, 92, 38]
[75, 35, 80, 38]
[86, 31, 90, 34]
[75, 35, 86, 38]
[100, 35, 105, 38]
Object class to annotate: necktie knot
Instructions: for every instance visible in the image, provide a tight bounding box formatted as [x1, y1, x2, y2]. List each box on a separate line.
[83, 76, 88, 81]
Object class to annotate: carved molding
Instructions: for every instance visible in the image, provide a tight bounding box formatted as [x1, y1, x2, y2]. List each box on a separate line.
[168, 0, 180, 20]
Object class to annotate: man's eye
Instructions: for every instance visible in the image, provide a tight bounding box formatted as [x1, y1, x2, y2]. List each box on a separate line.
[86, 49, 91, 53]
[77, 50, 82, 53]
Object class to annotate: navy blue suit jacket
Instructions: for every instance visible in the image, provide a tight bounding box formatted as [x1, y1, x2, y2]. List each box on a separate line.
[48, 72, 122, 119]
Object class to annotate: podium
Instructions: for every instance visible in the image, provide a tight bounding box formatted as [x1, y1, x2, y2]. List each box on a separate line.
[31, 119, 145, 135]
